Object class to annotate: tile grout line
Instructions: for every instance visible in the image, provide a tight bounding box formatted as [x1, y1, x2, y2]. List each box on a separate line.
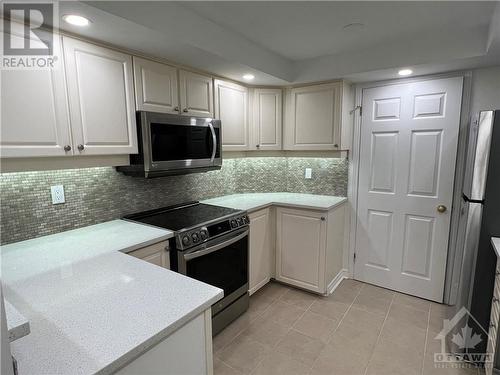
[420, 304, 432, 375]
[362, 291, 396, 375]
[248, 287, 317, 375]
[306, 281, 366, 374]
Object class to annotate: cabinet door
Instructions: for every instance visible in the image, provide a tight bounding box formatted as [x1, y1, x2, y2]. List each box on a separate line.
[215, 79, 249, 151]
[179, 70, 213, 117]
[1, 34, 72, 158]
[133, 57, 179, 114]
[127, 241, 170, 269]
[249, 208, 273, 295]
[63, 37, 137, 155]
[284, 82, 341, 150]
[252, 88, 282, 151]
[276, 207, 327, 293]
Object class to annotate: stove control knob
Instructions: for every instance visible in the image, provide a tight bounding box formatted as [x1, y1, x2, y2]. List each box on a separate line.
[200, 229, 208, 240]
[236, 218, 242, 226]
[230, 219, 237, 228]
[182, 235, 191, 246]
[191, 232, 200, 243]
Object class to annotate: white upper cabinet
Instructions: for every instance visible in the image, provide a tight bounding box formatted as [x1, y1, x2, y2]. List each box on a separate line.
[179, 70, 214, 117]
[284, 82, 342, 151]
[251, 88, 282, 151]
[63, 36, 138, 155]
[133, 57, 179, 114]
[1, 32, 72, 158]
[215, 79, 249, 151]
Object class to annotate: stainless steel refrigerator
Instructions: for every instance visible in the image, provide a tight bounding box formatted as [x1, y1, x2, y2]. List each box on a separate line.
[451, 110, 500, 363]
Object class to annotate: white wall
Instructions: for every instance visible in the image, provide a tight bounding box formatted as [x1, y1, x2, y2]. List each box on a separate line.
[470, 66, 500, 115]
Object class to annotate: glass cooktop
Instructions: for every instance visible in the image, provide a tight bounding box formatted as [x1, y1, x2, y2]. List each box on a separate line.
[123, 202, 242, 231]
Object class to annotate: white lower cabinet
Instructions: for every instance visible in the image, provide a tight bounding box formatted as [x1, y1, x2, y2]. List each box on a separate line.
[248, 208, 274, 295]
[116, 309, 213, 375]
[275, 204, 345, 294]
[127, 241, 170, 269]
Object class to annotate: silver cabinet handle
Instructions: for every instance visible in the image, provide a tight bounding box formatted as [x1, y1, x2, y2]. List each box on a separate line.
[256, 144, 260, 149]
[64, 145, 71, 152]
[334, 144, 339, 148]
[321, 217, 326, 221]
[183, 108, 188, 113]
[174, 106, 180, 112]
[77, 144, 84, 151]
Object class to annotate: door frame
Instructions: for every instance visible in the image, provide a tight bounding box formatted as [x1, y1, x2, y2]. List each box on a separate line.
[347, 71, 472, 304]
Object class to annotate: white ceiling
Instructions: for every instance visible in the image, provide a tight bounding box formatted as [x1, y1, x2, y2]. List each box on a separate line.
[59, 1, 500, 85]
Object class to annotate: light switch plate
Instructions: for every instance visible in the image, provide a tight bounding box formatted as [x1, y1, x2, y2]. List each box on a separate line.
[50, 185, 65, 204]
[305, 168, 312, 179]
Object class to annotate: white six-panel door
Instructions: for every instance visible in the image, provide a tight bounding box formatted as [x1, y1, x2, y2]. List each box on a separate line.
[354, 77, 463, 302]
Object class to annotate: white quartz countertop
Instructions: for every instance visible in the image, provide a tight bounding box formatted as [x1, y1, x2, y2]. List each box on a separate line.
[492, 237, 500, 258]
[5, 299, 30, 342]
[202, 192, 347, 212]
[0, 220, 223, 375]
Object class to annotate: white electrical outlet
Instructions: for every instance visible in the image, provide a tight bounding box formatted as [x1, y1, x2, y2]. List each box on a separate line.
[50, 185, 65, 204]
[304, 168, 312, 179]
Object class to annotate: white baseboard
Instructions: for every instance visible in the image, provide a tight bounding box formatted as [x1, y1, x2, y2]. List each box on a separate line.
[327, 269, 349, 295]
[249, 278, 271, 296]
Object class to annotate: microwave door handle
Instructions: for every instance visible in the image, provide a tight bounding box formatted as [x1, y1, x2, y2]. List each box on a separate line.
[209, 122, 217, 162]
[184, 229, 249, 261]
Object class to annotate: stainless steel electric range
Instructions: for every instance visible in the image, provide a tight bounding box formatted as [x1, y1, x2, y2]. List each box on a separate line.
[124, 202, 249, 335]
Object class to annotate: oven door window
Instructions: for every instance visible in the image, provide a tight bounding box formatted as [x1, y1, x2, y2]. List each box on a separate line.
[150, 123, 220, 162]
[185, 235, 248, 298]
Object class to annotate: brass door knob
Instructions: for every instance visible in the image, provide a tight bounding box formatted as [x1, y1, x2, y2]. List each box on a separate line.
[437, 205, 447, 213]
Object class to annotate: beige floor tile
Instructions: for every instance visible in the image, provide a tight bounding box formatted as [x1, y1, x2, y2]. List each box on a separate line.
[352, 293, 392, 316]
[239, 317, 291, 349]
[358, 283, 395, 301]
[393, 292, 431, 312]
[214, 358, 244, 375]
[246, 292, 275, 320]
[330, 319, 380, 352]
[218, 335, 269, 374]
[367, 337, 424, 375]
[309, 297, 350, 321]
[293, 310, 338, 343]
[387, 302, 429, 330]
[250, 351, 311, 375]
[279, 288, 318, 309]
[214, 312, 255, 353]
[275, 330, 325, 366]
[380, 316, 427, 350]
[310, 336, 373, 375]
[337, 279, 364, 294]
[341, 306, 386, 333]
[260, 300, 306, 327]
[256, 282, 291, 301]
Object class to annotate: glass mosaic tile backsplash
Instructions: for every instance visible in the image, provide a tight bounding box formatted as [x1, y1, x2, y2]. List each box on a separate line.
[0, 157, 348, 245]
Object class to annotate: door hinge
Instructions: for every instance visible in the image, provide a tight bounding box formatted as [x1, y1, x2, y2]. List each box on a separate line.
[349, 106, 362, 116]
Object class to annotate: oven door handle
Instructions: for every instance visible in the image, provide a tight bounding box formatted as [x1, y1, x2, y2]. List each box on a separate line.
[184, 229, 249, 261]
[209, 122, 217, 162]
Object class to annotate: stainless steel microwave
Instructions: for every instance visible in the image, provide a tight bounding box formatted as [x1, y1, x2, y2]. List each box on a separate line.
[117, 111, 222, 177]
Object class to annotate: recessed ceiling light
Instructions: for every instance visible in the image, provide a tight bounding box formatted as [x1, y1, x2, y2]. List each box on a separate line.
[243, 74, 255, 81]
[398, 68, 413, 76]
[343, 22, 365, 31]
[63, 14, 91, 27]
